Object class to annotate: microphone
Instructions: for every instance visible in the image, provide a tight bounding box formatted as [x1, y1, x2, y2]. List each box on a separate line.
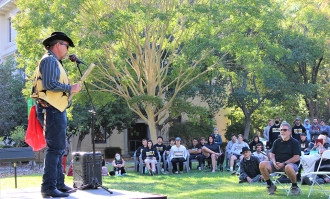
[68, 54, 86, 65]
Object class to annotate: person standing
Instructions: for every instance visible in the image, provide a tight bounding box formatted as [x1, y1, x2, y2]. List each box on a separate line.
[303, 119, 311, 141]
[268, 117, 281, 150]
[310, 118, 321, 141]
[263, 119, 273, 142]
[292, 118, 306, 141]
[32, 32, 82, 198]
[212, 127, 223, 146]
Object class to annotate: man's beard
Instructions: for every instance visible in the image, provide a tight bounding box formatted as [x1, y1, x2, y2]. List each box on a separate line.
[281, 135, 286, 140]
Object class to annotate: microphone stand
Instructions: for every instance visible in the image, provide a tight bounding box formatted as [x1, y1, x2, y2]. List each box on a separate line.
[72, 62, 113, 194]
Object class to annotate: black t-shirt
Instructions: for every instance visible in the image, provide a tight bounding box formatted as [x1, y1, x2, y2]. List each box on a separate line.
[300, 139, 310, 151]
[292, 125, 306, 141]
[188, 144, 201, 155]
[269, 124, 281, 144]
[142, 147, 158, 160]
[271, 138, 301, 164]
[249, 140, 263, 152]
[136, 146, 147, 157]
[204, 142, 219, 153]
[154, 143, 166, 156]
[166, 145, 174, 152]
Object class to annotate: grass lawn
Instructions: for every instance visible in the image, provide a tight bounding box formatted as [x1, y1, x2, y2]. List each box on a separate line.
[0, 162, 326, 199]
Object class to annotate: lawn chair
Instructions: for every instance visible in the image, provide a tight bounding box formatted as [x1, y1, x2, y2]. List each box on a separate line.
[306, 150, 330, 198]
[272, 151, 304, 196]
[133, 150, 140, 172]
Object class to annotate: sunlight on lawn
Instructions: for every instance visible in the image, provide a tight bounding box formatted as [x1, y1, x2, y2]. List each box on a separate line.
[0, 163, 326, 199]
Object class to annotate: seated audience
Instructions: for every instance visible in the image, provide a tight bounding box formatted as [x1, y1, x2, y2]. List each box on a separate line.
[259, 122, 301, 196]
[111, 153, 126, 176]
[154, 136, 166, 172]
[303, 144, 330, 185]
[101, 157, 109, 176]
[169, 137, 187, 174]
[200, 135, 223, 172]
[188, 138, 202, 170]
[166, 137, 176, 156]
[142, 140, 158, 176]
[249, 134, 263, 153]
[252, 143, 268, 162]
[310, 134, 329, 154]
[239, 147, 264, 183]
[230, 134, 249, 174]
[299, 133, 310, 155]
[225, 134, 237, 170]
[136, 138, 148, 157]
[199, 137, 206, 148]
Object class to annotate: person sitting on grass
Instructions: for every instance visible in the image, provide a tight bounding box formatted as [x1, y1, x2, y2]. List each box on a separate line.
[239, 147, 264, 183]
[200, 135, 222, 172]
[169, 137, 187, 174]
[101, 157, 109, 176]
[252, 143, 268, 162]
[111, 153, 126, 176]
[142, 140, 158, 176]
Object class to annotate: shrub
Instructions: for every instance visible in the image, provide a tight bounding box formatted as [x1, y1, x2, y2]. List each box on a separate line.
[225, 122, 255, 142]
[104, 147, 121, 159]
[169, 121, 213, 147]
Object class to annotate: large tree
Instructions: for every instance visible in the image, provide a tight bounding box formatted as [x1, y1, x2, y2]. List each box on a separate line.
[0, 56, 27, 138]
[275, 0, 330, 118]
[75, 0, 221, 141]
[14, 0, 221, 142]
[206, 0, 290, 139]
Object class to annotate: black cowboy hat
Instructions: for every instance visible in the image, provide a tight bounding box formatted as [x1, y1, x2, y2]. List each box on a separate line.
[43, 32, 75, 47]
[240, 146, 250, 154]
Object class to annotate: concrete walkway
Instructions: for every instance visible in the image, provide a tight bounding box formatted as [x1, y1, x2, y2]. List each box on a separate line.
[0, 187, 167, 199]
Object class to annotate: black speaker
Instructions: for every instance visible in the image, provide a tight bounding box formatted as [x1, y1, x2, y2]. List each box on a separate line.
[73, 152, 102, 188]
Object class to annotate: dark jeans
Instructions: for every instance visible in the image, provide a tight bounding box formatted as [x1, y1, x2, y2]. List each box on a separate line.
[37, 104, 67, 191]
[171, 158, 185, 172]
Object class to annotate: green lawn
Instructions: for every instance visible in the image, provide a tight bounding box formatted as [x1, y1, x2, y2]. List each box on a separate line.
[0, 162, 326, 199]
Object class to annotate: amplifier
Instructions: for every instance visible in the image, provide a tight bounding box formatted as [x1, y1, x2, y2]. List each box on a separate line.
[72, 152, 102, 188]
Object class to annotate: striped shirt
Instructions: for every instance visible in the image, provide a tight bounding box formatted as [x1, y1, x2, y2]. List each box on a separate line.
[39, 50, 71, 93]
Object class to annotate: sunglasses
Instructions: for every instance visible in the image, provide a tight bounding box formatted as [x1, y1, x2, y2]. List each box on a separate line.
[59, 42, 69, 49]
[280, 129, 289, 132]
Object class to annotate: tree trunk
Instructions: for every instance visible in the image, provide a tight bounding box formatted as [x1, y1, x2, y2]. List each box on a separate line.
[76, 133, 86, 151]
[145, 105, 157, 142]
[148, 120, 157, 142]
[244, 114, 251, 140]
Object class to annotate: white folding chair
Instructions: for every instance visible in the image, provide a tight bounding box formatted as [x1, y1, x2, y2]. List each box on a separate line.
[306, 150, 330, 198]
[272, 151, 304, 196]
